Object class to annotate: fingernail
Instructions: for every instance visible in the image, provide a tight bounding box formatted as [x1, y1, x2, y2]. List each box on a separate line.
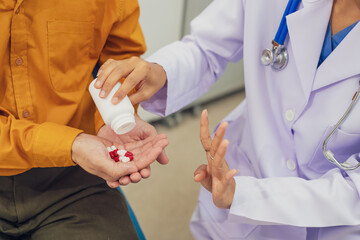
[97, 70, 102, 77]
[204, 109, 208, 117]
[95, 80, 102, 88]
[99, 91, 106, 98]
[112, 97, 119, 104]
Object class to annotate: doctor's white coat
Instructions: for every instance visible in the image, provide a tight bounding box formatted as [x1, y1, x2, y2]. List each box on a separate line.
[141, 0, 360, 239]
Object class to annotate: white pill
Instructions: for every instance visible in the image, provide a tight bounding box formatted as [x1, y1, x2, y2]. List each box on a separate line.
[122, 157, 130, 163]
[107, 147, 112, 152]
[117, 149, 127, 156]
[111, 146, 117, 151]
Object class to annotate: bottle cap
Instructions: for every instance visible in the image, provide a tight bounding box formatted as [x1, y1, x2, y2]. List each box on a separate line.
[111, 113, 136, 135]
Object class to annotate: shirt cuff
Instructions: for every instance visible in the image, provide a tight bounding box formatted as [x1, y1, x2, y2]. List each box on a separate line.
[33, 122, 83, 168]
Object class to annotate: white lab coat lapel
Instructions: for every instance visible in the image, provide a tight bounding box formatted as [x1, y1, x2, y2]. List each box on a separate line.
[286, 0, 333, 99]
[314, 22, 360, 90]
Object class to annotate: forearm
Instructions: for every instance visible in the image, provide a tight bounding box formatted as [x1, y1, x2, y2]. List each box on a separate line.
[230, 168, 360, 227]
[142, 0, 245, 116]
[142, 40, 218, 116]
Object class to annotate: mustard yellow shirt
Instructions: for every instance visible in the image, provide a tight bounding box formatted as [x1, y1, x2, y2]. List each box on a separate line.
[0, 0, 146, 176]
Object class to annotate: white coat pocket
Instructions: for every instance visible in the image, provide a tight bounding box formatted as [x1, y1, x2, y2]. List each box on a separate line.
[307, 125, 360, 174]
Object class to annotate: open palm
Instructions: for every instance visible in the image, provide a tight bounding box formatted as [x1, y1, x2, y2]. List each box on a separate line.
[194, 110, 238, 209]
[97, 115, 169, 186]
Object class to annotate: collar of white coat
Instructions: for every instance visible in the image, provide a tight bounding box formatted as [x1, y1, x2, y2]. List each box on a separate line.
[286, 0, 360, 96]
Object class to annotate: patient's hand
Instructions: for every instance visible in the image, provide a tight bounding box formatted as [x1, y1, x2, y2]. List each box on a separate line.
[194, 110, 238, 209]
[98, 115, 169, 187]
[72, 133, 167, 188]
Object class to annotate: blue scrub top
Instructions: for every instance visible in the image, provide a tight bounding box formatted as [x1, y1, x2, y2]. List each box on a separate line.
[318, 21, 359, 66]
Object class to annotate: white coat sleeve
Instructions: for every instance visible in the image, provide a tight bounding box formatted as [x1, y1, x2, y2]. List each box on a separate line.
[229, 161, 360, 227]
[141, 0, 246, 116]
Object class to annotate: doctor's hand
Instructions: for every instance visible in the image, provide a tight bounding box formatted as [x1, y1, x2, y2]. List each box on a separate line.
[71, 133, 167, 188]
[94, 57, 167, 105]
[194, 110, 238, 209]
[97, 116, 169, 186]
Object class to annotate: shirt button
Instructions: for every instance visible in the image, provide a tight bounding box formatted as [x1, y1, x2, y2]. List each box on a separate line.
[286, 159, 296, 171]
[22, 110, 30, 118]
[285, 109, 295, 122]
[15, 58, 23, 66]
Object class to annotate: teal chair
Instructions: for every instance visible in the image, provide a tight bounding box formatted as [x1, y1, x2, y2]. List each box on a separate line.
[92, 65, 145, 240]
[117, 187, 146, 240]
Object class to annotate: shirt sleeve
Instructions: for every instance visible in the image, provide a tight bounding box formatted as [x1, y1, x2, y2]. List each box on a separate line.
[99, 0, 146, 64]
[0, 108, 82, 176]
[141, 0, 246, 116]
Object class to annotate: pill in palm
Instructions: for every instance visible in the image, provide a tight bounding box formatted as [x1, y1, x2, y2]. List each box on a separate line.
[117, 149, 127, 157]
[108, 146, 133, 163]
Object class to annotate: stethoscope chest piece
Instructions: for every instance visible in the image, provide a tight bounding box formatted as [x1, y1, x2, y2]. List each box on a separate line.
[261, 45, 288, 71]
[262, 0, 301, 71]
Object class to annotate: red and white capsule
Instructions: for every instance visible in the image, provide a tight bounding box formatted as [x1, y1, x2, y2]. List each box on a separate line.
[108, 146, 133, 162]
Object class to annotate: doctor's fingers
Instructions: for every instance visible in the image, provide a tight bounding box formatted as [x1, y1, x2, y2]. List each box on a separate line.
[95, 59, 122, 89]
[127, 63, 168, 105]
[210, 122, 228, 158]
[98, 63, 135, 101]
[112, 61, 155, 105]
[96, 58, 117, 78]
[194, 164, 212, 192]
[211, 139, 231, 180]
[200, 109, 212, 152]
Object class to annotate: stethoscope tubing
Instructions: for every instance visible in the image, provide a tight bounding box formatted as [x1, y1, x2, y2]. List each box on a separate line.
[322, 84, 360, 171]
[261, 0, 301, 70]
[274, 0, 301, 45]
[264, 0, 360, 170]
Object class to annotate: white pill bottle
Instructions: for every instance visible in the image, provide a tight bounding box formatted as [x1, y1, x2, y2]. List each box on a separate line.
[89, 79, 135, 134]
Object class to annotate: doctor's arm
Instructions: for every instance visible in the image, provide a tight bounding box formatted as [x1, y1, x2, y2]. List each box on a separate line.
[95, 0, 246, 117]
[196, 109, 360, 228]
[227, 166, 360, 227]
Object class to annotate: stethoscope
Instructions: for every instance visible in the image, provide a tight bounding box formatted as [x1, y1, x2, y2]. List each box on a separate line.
[323, 83, 360, 171]
[261, 0, 301, 70]
[261, 0, 360, 170]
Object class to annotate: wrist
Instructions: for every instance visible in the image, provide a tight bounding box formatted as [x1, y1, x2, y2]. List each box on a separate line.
[71, 133, 86, 164]
[151, 63, 167, 87]
[227, 179, 236, 209]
